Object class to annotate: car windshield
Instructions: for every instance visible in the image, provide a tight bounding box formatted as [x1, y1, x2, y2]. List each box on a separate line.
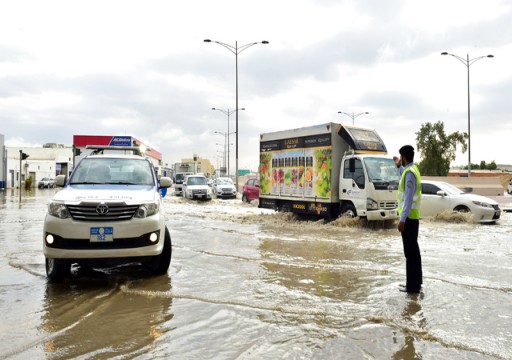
[187, 177, 207, 186]
[217, 178, 233, 185]
[439, 182, 465, 195]
[70, 158, 154, 185]
[363, 157, 400, 183]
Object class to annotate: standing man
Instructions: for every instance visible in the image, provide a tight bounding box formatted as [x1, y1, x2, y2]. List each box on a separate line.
[394, 145, 422, 293]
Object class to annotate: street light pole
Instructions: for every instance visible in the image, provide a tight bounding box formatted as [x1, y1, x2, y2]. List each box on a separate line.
[205, 39, 269, 190]
[441, 52, 494, 177]
[212, 107, 244, 176]
[337, 111, 369, 125]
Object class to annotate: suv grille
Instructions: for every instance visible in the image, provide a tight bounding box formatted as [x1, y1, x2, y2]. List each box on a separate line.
[67, 203, 139, 222]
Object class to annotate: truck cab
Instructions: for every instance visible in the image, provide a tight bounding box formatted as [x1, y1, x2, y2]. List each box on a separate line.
[339, 154, 399, 220]
[174, 172, 193, 196]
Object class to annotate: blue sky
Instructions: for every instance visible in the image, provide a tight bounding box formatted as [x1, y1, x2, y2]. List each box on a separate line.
[1, 0, 511, 171]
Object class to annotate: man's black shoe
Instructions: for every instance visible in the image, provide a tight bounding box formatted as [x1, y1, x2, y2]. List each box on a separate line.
[399, 286, 421, 294]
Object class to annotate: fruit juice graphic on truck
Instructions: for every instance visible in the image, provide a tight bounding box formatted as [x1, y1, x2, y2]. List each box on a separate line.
[258, 122, 400, 221]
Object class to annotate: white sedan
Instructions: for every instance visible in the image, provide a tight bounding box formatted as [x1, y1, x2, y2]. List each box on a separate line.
[420, 180, 501, 223]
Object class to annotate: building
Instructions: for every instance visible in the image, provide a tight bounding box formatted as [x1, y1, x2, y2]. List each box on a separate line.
[172, 155, 214, 179]
[73, 135, 163, 170]
[3, 134, 167, 189]
[5, 144, 73, 189]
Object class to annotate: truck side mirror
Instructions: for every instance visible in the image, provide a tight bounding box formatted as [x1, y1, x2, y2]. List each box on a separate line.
[349, 158, 356, 173]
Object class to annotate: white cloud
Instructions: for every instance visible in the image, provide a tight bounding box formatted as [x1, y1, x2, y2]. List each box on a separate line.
[1, 0, 512, 169]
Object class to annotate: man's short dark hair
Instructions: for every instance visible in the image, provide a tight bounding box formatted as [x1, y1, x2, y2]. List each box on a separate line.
[399, 145, 415, 162]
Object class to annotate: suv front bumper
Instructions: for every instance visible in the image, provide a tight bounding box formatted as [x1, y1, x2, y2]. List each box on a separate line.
[43, 214, 166, 259]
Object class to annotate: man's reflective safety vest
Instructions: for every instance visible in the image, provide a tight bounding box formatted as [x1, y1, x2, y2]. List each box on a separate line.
[397, 164, 422, 220]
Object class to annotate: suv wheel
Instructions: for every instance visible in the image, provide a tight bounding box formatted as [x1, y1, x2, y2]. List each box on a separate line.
[46, 258, 71, 283]
[148, 227, 172, 275]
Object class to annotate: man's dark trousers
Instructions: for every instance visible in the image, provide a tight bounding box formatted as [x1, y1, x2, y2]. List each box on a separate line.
[401, 218, 422, 291]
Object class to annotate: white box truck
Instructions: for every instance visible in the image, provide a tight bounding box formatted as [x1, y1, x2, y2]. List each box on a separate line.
[258, 122, 400, 220]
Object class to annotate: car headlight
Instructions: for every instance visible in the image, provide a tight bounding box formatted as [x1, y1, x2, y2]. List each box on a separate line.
[48, 201, 70, 219]
[472, 200, 492, 209]
[367, 198, 379, 210]
[135, 201, 160, 218]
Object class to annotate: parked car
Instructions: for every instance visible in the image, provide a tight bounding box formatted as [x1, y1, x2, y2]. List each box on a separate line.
[212, 177, 237, 199]
[508, 180, 512, 194]
[182, 174, 212, 201]
[420, 180, 501, 223]
[43, 148, 173, 282]
[38, 177, 55, 188]
[242, 178, 259, 203]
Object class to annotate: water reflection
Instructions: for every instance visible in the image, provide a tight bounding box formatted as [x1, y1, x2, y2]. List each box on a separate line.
[40, 266, 174, 358]
[393, 294, 425, 360]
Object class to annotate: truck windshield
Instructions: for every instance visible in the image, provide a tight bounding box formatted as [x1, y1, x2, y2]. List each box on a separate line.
[363, 157, 400, 183]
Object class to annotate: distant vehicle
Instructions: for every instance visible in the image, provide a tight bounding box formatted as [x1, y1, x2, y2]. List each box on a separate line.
[182, 175, 212, 201]
[212, 177, 237, 199]
[421, 180, 501, 223]
[174, 172, 194, 196]
[508, 180, 512, 194]
[38, 177, 55, 188]
[43, 146, 173, 282]
[242, 178, 259, 203]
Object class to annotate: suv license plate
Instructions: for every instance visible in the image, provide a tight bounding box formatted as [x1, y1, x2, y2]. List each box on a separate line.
[90, 227, 114, 242]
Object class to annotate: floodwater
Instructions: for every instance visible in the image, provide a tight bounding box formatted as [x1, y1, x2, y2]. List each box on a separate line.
[0, 188, 511, 359]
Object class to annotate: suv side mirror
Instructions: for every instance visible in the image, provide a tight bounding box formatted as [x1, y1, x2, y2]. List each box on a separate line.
[54, 175, 67, 187]
[349, 158, 356, 173]
[159, 177, 172, 188]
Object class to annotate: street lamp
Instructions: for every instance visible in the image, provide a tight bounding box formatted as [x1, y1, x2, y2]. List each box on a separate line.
[212, 107, 244, 177]
[214, 132, 227, 173]
[337, 111, 369, 125]
[205, 39, 269, 190]
[441, 51, 494, 177]
[215, 142, 226, 172]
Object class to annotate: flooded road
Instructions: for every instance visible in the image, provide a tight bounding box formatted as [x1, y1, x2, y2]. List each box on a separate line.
[1, 188, 511, 359]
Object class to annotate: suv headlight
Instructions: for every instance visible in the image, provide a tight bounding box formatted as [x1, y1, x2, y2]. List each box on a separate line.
[48, 201, 70, 219]
[135, 201, 160, 218]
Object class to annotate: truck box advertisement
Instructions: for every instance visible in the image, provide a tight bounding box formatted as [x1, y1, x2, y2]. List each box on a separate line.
[260, 134, 333, 200]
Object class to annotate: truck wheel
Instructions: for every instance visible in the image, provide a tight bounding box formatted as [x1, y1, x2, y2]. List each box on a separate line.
[45, 258, 71, 283]
[341, 204, 357, 218]
[149, 227, 172, 276]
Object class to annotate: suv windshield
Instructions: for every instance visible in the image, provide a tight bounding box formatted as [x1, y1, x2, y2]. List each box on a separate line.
[217, 178, 233, 185]
[70, 158, 155, 185]
[187, 177, 207, 186]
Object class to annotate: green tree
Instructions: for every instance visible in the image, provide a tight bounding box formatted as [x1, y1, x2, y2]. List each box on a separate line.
[415, 121, 467, 176]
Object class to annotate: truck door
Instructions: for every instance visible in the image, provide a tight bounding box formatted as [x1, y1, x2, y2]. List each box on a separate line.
[341, 158, 366, 211]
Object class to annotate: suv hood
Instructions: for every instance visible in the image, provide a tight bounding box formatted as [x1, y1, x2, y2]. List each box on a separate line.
[53, 185, 159, 205]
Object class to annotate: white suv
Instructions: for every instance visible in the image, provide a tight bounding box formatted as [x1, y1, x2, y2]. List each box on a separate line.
[43, 148, 173, 282]
[182, 174, 212, 200]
